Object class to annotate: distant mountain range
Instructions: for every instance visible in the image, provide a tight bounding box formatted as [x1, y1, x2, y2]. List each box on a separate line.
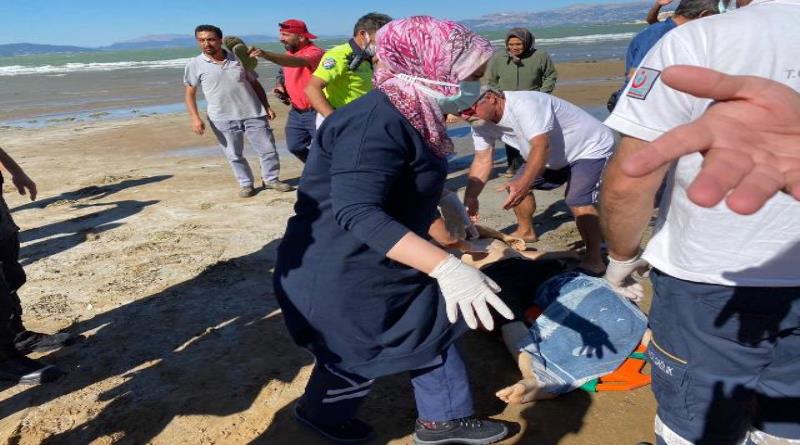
[1, 1, 664, 56]
[0, 43, 100, 57]
[102, 33, 278, 50]
[461, 1, 656, 29]
[0, 34, 278, 57]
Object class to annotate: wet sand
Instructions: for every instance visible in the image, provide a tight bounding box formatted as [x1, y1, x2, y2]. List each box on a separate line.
[0, 58, 657, 445]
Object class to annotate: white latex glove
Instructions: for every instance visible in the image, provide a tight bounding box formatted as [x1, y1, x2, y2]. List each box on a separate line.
[604, 253, 650, 302]
[429, 255, 514, 330]
[439, 191, 479, 241]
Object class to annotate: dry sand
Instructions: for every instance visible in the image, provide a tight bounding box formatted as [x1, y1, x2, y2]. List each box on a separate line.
[0, 59, 658, 445]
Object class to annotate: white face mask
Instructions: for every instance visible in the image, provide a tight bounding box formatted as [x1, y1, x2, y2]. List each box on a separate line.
[363, 34, 376, 57]
[718, 0, 738, 12]
[394, 73, 483, 114]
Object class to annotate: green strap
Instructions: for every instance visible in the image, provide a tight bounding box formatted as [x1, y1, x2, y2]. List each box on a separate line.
[580, 379, 599, 392]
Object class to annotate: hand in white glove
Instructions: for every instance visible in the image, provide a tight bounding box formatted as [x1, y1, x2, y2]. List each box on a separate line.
[429, 255, 514, 330]
[604, 254, 650, 302]
[439, 191, 479, 241]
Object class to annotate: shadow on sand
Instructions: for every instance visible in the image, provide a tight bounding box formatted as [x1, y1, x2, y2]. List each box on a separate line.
[0, 241, 316, 444]
[11, 175, 172, 213]
[19, 200, 159, 266]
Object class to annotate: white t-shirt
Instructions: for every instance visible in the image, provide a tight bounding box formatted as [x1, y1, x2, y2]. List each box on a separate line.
[471, 91, 614, 169]
[605, 0, 800, 286]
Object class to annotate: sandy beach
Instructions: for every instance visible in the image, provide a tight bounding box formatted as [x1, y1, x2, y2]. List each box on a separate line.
[0, 59, 659, 444]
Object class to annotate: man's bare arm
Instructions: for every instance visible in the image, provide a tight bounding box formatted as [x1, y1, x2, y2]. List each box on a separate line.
[647, 0, 673, 24]
[249, 48, 313, 68]
[600, 135, 669, 260]
[0, 147, 37, 200]
[250, 79, 276, 120]
[184, 85, 205, 135]
[499, 133, 549, 210]
[306, 76, 334, 117]
[464, 147, 495, 221]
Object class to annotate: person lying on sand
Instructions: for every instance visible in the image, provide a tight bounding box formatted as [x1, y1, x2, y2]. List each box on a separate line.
[431, 213, 648, 404]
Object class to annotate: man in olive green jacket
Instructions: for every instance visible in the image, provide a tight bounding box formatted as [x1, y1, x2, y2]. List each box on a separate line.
[485, 28, 557, 176]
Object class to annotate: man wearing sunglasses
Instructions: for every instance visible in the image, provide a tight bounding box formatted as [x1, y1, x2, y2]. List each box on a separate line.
[462, 88, 614, 276]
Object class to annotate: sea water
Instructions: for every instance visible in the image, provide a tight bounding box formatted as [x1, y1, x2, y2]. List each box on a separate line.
[0, 23, 641, 126]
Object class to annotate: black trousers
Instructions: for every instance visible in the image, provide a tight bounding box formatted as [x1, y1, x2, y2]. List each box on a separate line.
[0, 233, 26, 356]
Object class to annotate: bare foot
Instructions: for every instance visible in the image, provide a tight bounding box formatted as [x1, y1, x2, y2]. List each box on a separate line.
[502, 235, 527, 252]
[510, 229, 538, 243]
[496, 379, 557, 404]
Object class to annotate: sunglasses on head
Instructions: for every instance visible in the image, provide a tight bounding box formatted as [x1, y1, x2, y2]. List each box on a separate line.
[459, 107, 478, 119]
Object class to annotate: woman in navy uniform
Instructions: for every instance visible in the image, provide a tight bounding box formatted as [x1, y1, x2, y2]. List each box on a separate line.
[274, 16, 513, 445]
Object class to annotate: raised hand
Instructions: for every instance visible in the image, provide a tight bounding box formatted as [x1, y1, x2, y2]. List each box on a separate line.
[622, 65, 800, 215]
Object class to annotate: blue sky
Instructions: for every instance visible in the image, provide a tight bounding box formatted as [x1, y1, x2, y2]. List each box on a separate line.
[1, 0, 634, 47]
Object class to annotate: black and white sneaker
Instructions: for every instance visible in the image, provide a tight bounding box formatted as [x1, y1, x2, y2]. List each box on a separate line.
[14, 330, 78, 355]
[0, 354, 63, 385]
[293, 403, 374, 443]
[414, 417, 508, 445]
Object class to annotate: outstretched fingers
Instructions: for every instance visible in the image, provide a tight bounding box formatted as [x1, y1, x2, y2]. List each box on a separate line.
[622, 119, 716, 177]
[685, 146, 753, 208]
[485, 292, 514, 321]
[661, 65, 756, 102]
[724, 164, 786, 215]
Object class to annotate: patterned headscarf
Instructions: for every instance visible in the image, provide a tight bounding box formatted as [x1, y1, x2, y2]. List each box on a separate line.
[374, 16, 494, 157]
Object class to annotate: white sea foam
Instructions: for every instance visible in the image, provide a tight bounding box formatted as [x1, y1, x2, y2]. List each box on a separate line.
[490, 32, 636, 47]
[0, 31, 636, 77]
[0, 57, 193, 76]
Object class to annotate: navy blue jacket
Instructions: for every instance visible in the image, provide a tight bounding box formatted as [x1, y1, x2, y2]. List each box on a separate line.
[625, 18, 677, 78]
[274, 90, 467, 379]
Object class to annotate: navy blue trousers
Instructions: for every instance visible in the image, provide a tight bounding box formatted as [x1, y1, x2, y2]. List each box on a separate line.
[284, 108, 317, 163]
[300, 343, 474, 425]
[648, 270, 800, 445]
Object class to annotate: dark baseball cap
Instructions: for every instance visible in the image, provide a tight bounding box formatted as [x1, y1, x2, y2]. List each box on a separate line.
[278, 19, 317, 39]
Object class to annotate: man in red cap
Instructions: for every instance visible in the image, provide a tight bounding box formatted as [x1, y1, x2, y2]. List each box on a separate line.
[250, 20, 324, 163]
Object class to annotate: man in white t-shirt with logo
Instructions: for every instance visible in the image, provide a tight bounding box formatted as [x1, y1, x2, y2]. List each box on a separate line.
[463, 89, 615, 275]
[601, 1, 800, 444]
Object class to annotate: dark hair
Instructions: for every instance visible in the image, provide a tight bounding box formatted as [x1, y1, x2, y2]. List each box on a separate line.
[194, 25, 223, 38]
[675, 0, 720, 18]
[353, 12, 392, 36]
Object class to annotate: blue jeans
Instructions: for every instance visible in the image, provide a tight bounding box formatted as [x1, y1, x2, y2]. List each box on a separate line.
[209, 116, 280, 187]
[285, 108, 317, 163]
[649, 270, 800, 445]
[518, 272, 647, 394]
[299, 344, 473, 425]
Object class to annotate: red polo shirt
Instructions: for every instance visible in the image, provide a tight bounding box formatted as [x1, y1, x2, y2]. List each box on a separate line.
[284, 43, 324, 110]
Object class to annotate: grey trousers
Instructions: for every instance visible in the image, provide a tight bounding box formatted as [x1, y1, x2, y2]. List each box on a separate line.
[209, 116, 280, 187]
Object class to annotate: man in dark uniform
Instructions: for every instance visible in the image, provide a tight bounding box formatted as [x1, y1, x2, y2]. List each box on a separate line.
[0, 146, 67, 385]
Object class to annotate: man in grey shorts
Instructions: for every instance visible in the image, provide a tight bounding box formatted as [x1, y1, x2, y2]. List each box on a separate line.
[463, 88, 614, 275]
[184, 24, 291, 197]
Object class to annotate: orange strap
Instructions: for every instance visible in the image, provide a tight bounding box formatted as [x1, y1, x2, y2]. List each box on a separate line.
[595, 344, 651, 392]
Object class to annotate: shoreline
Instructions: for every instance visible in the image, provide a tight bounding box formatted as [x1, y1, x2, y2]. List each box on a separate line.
[0, 59, 624, 127]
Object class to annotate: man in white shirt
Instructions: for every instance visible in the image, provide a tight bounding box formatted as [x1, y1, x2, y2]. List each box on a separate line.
[601, 1, 800, 443]
[463, 89, 615, 275]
